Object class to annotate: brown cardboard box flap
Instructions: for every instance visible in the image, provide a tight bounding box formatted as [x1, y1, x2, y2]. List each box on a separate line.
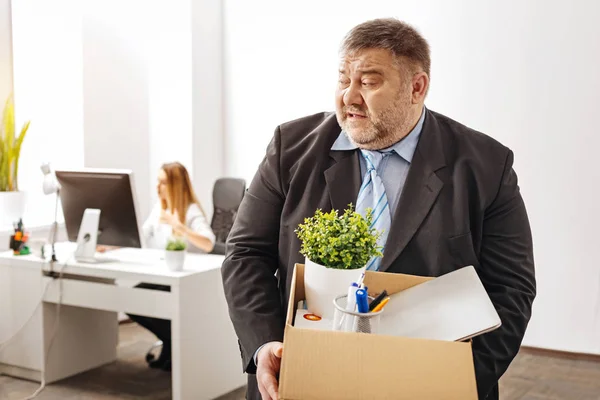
[280, 264, 478, 400]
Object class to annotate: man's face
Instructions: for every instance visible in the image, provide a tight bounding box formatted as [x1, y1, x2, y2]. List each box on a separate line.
[335, 48, 415, 150]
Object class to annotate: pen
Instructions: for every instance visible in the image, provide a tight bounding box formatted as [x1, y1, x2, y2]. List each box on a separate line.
[355, 288, 369, 313]
[371, 297, 389, 313]
[339, 282, 359, 331]
[346, 282, 359, 312]
[368, 290, 388, 311]
[355, 271, 366, 287]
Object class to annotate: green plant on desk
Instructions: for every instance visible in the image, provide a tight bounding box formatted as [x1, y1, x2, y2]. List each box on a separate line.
[295, 204, 382, 270]
[166, 237, 187, 251]
[0, 95, 31, 192]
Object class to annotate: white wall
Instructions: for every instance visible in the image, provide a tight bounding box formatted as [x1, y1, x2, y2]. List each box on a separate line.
[223, 0, 600, 354]
[82, 0, 219, 220]
[148, 0, 194, 211]
[10, 0, 223, 228]
[11, 0, 85, 226]
[82, 0, 154, 219]
[0, 0, 12, 102]
[82, 0, 199, 220]
[191, 0, 224, 216]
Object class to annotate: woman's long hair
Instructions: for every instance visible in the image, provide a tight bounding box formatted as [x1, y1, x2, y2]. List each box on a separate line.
[161, 162, 206, 223]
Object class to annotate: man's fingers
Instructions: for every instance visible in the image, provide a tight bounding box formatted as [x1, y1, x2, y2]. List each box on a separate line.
[259, 371, 278, 400]
[257, 342, 283, 399]
[258, 386, 272, 400]
[272, 343, 284, 359]
[264, 374, 279, 399]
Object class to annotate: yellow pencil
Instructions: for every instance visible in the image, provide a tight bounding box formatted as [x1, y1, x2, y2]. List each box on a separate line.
[371, 297, 389, 313]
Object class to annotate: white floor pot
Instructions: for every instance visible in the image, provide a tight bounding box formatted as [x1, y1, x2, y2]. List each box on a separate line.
[0, 191, 26, 229]
[304, 257, 366, 319]
[165, 250, 186, 271]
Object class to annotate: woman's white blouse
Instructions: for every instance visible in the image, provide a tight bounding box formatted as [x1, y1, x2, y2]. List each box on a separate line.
[142, 202, 216, 252]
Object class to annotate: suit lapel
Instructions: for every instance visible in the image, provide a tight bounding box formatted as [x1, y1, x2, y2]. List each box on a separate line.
[380, 111, 446, 272]
[324, 150, 362, 213]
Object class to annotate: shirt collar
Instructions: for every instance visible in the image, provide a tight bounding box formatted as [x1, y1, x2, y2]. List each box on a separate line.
[331, 107, 426, 163]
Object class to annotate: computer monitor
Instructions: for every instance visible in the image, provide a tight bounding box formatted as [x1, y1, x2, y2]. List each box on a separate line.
[55, 169, 144, 256]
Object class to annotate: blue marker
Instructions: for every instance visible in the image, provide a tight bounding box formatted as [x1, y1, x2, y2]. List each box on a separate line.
[355, 288, 369, 313]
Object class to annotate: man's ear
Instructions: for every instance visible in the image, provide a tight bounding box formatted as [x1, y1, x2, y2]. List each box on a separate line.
[412, 72, 429, 104]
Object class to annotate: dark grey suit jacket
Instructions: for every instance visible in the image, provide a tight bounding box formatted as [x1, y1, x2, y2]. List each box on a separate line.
[222, 109, 536, 400]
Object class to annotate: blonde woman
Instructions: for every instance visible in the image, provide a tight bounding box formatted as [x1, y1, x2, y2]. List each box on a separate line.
[130, 162, 215, 371]
[143, 162, 215, 252]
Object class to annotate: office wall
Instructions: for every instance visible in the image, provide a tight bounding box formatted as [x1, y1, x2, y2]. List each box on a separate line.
[81, 1, 154, 220]
[0, 0, 12, 102]
[11, 0, 219, 225]
[191, 0, 224, 216]
[223, 0, 600, 354]
[82, 0, 219, 220]
[11, 0, 85, 226]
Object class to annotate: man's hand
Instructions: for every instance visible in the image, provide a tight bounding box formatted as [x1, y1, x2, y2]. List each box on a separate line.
[256, 341, 283, 400]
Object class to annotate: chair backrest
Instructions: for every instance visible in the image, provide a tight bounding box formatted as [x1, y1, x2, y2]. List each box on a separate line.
[210, 177, 246, 245]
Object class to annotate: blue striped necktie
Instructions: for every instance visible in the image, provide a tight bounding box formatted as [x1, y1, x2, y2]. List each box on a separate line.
[356, 150, 392, 271]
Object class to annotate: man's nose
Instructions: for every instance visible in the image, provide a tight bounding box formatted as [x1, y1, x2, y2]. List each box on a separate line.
[343, 81, 363, 107]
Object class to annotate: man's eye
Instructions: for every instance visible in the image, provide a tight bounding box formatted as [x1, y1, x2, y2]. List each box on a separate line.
[362, 81, 376, 87]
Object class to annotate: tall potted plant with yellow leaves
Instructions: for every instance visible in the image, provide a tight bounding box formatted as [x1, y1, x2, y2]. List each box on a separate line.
[0, 95, 30, 228]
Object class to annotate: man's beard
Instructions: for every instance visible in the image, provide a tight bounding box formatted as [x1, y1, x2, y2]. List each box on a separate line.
[337, 95, 413, 150]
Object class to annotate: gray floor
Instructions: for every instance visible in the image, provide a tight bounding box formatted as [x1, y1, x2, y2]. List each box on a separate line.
[1, 322, 599, 399]
[0, 322, 245, 400]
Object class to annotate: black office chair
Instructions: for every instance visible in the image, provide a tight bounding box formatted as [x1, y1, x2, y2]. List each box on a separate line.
[145, 177, 246, 364]
[209, 177, 246, 255]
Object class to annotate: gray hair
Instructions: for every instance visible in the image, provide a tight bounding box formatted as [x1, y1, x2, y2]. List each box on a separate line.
[340, 18, 431, 77]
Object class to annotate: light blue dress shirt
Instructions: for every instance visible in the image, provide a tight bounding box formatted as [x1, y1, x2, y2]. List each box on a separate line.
[331, 108, 426, 214]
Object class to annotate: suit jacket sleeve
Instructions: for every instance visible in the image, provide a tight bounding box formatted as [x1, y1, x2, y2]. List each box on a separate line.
[221, 127, 286, 374]
[473, 149, 536, 398]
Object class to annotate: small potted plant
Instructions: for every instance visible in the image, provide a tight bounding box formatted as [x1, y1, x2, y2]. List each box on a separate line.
[295, 205, 382, 318]
[165, 236, 187, 271]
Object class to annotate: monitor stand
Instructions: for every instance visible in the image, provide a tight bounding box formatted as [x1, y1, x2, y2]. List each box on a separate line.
[74, 209, 115, 264]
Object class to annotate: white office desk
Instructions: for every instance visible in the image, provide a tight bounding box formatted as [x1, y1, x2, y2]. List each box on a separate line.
[0, 244, 245, 400]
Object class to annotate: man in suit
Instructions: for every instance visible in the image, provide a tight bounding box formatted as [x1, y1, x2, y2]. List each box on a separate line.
[222, 18, 536, 400]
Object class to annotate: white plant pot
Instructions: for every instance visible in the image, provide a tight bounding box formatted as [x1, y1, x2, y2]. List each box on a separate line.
[304, 257, 366, 319]
[0, 191, 26, 229]
[165, 250, 186, 271]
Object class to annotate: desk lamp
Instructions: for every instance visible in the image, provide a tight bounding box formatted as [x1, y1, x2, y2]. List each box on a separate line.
[41, 162, 60, 263]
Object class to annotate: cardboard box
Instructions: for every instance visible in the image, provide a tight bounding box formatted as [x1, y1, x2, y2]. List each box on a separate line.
[279, 264, 478, 400]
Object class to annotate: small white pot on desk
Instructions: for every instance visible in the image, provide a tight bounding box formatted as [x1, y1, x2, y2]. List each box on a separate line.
[304, 257, 366, 319]
[165, 249, 186, 272]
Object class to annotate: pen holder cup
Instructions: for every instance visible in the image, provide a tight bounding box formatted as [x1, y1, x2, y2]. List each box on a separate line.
[332, 294, 383, 334]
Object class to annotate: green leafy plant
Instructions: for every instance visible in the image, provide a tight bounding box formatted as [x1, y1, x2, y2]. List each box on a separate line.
[0, 95, 30, 192]
[295, 204, 383, 270]
[166, 237, 187, 251]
